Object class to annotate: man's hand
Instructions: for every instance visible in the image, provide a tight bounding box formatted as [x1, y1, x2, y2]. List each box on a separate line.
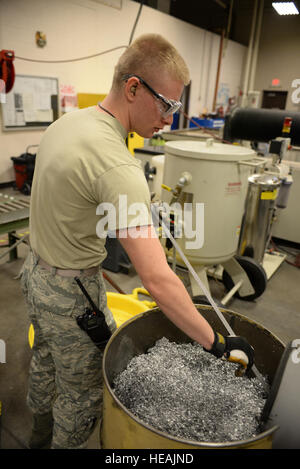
[205, 332, 254, 373]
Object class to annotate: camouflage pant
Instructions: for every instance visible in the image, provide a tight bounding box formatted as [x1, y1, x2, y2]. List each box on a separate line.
[21, 250, 117, 449]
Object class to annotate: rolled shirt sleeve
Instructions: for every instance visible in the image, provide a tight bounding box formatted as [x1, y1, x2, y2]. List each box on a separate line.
[93, 164, 153, 238]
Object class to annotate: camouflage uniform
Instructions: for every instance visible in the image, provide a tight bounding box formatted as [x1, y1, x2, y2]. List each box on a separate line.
[21, 250, 117, 449]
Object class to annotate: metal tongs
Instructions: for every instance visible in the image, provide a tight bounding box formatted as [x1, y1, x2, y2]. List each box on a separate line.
[152, 204, 264, 381]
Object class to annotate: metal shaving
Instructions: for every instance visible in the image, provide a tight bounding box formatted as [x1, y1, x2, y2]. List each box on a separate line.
[113, 337, 269, 443]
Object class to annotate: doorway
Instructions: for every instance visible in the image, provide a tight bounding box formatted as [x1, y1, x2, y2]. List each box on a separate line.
[262, 90, 288, 110]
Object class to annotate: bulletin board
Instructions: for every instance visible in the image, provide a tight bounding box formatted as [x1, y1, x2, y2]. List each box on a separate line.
[1, 74, 59, 131]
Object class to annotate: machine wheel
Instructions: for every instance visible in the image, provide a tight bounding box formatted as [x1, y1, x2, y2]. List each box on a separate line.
[222, 255, 267, 301]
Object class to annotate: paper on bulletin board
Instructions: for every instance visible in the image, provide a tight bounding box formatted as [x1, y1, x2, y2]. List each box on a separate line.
[1, 75, 58, 129]
[60, 84, 78, 113]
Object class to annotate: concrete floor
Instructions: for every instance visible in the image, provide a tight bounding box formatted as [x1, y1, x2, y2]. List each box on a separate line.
[1, 190, 300, 449]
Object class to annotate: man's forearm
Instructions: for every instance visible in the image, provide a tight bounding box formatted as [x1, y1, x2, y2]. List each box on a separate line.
[143, 267, 215, 350]
[118, 226, 214, 350]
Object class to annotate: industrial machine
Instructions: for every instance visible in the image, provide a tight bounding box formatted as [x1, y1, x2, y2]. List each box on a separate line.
[272, 150, 300, 244]
[261, 339, 300, 449]
[224, 108, 299, 274]
[155, 138, 267, 303]
[134, 108, 299, 304]
[135, 140, 264, 303]
[223, 107, 300, 147]
[134, 146, 165, 198]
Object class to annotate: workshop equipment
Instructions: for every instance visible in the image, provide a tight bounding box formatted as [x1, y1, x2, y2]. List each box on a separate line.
[224, 107, 300, 147]
[238, 174, 281, 264]
[234, 118, 294, 280]
[158, 122, 296, 301]
[223, 108, 300, 245]
[107, 288, 156, 328]
[261, 340, 300, 448]
[162, 127, 214, 142]
[101, 306, 285, 449]
[161, 139, 258, 266]
[272, 158, 300, 244]
[134, 146, 165, 199]
[11, 145, 38, 195]
[0, 193, 30, 261]
[159, 139, 267, 302]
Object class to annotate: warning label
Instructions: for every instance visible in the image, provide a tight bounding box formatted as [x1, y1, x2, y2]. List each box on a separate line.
[225, 181, 242, 195]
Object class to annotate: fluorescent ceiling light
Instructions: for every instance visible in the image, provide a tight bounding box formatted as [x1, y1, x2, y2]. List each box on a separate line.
[272, 2, 299, 15]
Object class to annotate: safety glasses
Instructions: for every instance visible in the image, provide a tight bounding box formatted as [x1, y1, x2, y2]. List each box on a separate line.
[122, 74, 182, 118]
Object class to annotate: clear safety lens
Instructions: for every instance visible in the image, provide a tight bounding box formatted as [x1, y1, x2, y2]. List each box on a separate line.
[156, 97, 182, 118]
[122, 74, 182, 118]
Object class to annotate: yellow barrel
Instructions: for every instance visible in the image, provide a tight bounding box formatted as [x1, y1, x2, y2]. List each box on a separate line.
[107, 288, 155, 328]
[101, 305, 285, 449]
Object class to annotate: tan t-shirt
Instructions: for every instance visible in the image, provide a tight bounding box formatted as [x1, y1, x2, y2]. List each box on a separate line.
[30, 106, 152, 269]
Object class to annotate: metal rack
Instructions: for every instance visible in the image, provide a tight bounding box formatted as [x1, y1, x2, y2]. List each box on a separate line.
[0, 193, 30, 261]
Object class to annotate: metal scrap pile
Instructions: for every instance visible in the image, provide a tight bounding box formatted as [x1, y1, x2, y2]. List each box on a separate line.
[113, 337, 269, 443]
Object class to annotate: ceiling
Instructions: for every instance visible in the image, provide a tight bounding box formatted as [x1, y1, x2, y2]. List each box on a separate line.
[132, 0, 300, 45]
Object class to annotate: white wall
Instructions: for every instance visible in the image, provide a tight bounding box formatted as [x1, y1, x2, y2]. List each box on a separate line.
[254, 9, 300, 111]
[0, 0, 246, 183]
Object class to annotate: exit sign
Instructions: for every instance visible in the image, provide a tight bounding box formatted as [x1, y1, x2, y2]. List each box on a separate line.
[272, 78, 281, 86]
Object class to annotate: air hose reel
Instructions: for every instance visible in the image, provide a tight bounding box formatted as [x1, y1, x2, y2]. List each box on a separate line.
[0, 50, 15, 93]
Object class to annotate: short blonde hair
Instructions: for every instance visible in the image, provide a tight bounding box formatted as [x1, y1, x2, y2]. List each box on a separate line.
[112, 34, 190, 90]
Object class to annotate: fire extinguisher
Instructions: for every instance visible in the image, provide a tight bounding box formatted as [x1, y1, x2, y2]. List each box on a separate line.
[0, 50, 15, 93]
